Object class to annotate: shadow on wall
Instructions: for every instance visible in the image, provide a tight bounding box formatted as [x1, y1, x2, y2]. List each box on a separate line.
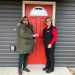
[24, 0, 66, 3]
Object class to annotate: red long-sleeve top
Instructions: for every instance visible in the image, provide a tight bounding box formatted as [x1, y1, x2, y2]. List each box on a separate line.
[49, 28, 57, 46]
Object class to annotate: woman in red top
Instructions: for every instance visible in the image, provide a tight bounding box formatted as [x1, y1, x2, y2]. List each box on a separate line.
[42, 17, 57, 73]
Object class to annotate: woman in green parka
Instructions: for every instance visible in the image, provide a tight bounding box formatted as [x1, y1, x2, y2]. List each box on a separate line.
[17, 16, 39, 75]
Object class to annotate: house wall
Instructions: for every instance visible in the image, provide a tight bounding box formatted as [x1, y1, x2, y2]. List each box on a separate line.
[55, 0, 75, 67]
[0, 0, 75, 67]
[0, 0, 22, 66]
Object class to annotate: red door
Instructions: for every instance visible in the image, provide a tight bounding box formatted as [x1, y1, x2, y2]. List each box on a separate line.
[25, 4, 52, 64]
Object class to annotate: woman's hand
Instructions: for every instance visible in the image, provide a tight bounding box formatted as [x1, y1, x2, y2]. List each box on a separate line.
[33, 34, 39, 37]
[48, 44, 52, 48]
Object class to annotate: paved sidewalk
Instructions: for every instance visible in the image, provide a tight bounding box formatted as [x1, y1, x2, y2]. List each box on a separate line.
[0, 65, 72, 75]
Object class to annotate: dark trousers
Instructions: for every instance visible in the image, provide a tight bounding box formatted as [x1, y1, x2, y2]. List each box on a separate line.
[45, 46, 55, 71]
[18, 53, 29, 70]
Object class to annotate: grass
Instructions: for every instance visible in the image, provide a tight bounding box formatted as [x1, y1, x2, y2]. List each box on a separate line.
[68, 68, 75, 75]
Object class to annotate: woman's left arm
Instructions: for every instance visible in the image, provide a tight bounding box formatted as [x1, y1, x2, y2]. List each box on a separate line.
[50, 28, 58, 46]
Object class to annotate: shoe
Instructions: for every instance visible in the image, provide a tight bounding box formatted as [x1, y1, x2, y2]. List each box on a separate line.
[18, 69, 22, 75]
[42, 67, 48, 71]
[46, 69, 53, 73]
[23, 68, 30, 72]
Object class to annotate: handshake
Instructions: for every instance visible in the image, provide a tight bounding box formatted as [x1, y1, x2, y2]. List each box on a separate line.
[33, 34, 39, 38]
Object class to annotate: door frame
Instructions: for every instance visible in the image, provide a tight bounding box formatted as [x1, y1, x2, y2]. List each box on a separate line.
[22, 1, 56, 26]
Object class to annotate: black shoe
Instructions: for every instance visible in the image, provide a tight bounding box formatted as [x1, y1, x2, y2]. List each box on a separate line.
[23, 68, 30, 72]
[46, 69, 53, 73]
[18, 69, 22, 75]
[42, 67, 48, 71]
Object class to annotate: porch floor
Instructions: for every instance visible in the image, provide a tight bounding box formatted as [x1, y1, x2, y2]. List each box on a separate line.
[0, 65, 72, 75]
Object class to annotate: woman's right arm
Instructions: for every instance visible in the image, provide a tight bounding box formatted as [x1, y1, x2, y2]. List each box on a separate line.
[16, 23, 20, 37]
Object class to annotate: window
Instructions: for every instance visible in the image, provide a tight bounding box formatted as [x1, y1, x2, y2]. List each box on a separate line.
[30, 6, 48, 16]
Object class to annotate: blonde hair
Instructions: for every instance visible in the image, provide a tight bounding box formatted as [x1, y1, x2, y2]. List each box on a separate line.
[45, 17, 52, 22]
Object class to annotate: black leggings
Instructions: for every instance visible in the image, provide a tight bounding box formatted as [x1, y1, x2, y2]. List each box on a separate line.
[45, 46, 55, 70]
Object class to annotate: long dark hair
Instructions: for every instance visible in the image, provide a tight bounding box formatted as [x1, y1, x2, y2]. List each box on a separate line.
[20, 16, 30, 24]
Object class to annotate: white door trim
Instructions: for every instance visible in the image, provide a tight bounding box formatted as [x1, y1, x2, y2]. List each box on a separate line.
[22, 1, 56, 26]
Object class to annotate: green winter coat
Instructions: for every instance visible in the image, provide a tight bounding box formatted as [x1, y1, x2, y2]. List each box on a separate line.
[16, 23, 34, 54]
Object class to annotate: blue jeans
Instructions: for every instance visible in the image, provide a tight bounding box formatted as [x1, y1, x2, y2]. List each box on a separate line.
[18, 53, 29, 70]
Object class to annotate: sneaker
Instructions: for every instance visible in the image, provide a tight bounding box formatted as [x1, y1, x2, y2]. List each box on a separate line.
[23, 68, 30, 72]
[18, 69, 22, 75]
